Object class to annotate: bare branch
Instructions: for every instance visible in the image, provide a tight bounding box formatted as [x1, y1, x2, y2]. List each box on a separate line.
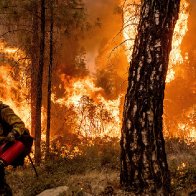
[109, 38, 134, 59]
[0, 29, 33, 38]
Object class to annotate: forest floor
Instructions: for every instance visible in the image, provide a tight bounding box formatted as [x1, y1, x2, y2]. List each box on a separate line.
[6, 137, 196, 196]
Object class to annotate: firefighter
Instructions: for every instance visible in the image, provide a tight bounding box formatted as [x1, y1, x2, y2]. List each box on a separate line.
[0, 101, 31, 196]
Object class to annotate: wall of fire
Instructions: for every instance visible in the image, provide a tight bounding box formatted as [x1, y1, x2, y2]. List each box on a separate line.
[0, 0, 195, 141]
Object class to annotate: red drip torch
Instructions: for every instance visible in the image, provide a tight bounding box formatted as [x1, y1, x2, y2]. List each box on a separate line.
[0, 140, 25, 165]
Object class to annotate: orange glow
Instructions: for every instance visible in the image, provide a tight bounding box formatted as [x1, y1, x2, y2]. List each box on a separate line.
[122, 0, 189, 83]
[122, 0, 140, 62]
[177, 162, 187, 170]
[0, 40, 31, 129]
[178, 123, 196, 139]
[167, 0, 189, 83]
[122, 0, 195, 142]
[0, 0, 194, 143]
[52, 76, 121, 138]
[177, 106, 196, 143]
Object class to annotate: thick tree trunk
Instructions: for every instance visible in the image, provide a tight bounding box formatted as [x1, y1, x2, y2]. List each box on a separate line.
[120, 0, 180, 195]
[46, 0, 54, 158]
[35, 0, 46, 164]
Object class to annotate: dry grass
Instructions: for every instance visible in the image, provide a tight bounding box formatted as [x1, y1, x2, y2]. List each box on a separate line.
[5, 138, 196, 196]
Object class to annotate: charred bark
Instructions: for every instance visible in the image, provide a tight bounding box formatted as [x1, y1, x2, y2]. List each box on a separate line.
[120, 0, 180, 195]
[35, 0, 46, 164]
[46, 0, 54, 158]
[31, 1, 39, 137]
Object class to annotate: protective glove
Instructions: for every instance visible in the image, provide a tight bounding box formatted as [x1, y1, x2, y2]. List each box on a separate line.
[6, 130, 20, 142]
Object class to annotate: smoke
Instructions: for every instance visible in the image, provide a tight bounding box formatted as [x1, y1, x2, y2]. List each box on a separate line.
[55, 0, 128, 99]
[48, 0, 127, 137]
[43, 0, 196, 139]
[82, 0, 123, 72]
[56, 0, 122, 73]
[81, 0, 129, 99]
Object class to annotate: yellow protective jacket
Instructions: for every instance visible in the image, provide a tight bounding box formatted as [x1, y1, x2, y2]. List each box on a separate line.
[0, 101, 27, 141]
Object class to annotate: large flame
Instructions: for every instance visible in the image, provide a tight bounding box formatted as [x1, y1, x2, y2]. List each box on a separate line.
[122, 0, 140, 62]
[122, 0, 195, 141]
[167, 0, 189, 82]
[122, 0, 189, 83]
[52, 75, 121, 138]
[177, 106, 196, 142]
[0, 40, 31, 129]
[0, 0, 194, 143]
[0, 39, 121, 138]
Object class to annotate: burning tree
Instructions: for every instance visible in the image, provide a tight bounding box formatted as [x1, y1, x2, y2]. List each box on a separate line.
[120, 0, 181, 195]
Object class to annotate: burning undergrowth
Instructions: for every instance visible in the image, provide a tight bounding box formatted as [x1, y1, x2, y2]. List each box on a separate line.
[0, 0, 195, 195]
[6, 136, 196, 196]
[0, 0, 195, 161]
[0, 40, 31, 128]
[51, 74, 122, 138]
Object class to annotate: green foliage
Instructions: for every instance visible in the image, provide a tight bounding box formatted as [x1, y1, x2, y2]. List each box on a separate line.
[171, 167, 196, 194]
[7, 165, 67, 196]
[47, 136, 120, 170]
[0, 0, 89, 71]
[165, 138, 196, 171]
[55, 0, 87, 36]
[96, 68, 123, 99]
[164, 138, 196, 194]
[7, 137, 120, 195]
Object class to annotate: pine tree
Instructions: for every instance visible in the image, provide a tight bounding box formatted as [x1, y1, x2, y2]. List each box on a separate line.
[46, 0, 54, 158]
[120, 0, 180, 195]
[35, 0, 46, 164]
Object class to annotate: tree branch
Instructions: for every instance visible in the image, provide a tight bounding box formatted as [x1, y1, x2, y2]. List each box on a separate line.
[0, 29, 33, 38]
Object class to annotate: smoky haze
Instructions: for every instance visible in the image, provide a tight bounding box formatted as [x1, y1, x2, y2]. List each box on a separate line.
[56, 0, 126, 78]
[49, 0, 196, 137]
[83, 0, 123, 72]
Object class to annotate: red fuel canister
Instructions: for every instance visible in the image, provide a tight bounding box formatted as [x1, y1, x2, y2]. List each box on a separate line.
[0, 141, 25, 165]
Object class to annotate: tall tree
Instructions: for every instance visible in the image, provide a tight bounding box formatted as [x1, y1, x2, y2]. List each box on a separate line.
[46, 0, 54, 158]
[0, 0, 89, 162]
[31, 0, 39, 137]
[120, 0, 180, 195]
[35, 0, 46, 164]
